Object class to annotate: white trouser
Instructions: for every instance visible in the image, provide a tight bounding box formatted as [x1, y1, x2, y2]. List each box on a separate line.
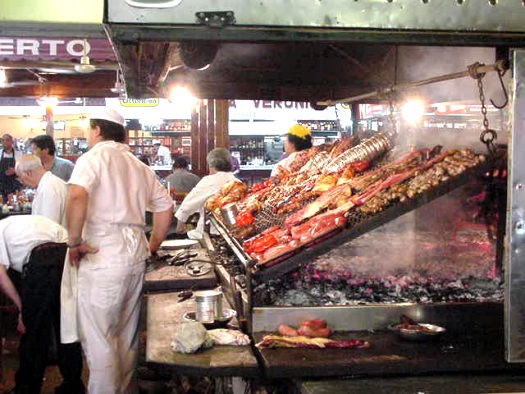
[78, 261, 145, 394]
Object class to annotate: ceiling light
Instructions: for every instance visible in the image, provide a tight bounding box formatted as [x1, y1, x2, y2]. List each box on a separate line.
[401, 99, 425, 125]
[38, 96, 59, 107]
[74, 39, 96, 74]
[79, 114, 90, 129]
[22, 116, 33, 129]
[0, 68, 7, 86]
[111, 70, 124, 93]
[168, 85, 198, 108]
[74, 56, 96, 74]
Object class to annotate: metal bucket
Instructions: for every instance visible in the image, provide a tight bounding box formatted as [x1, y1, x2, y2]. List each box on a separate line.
[195, 289, 223, 323]
[220, 203, 239, 227]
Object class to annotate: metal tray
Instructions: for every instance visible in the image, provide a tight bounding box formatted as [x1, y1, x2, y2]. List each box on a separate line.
[388, 323, 446, 341]
[183, 308, 237, 329]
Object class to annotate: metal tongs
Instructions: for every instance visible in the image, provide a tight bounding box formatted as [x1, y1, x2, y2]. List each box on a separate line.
[145, 253, 173, 272]
[168, 251, 199, 266]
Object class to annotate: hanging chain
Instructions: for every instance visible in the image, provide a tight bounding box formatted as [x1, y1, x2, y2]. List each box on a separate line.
[470, 62, 497, 156]
[387, 88, 398, 137]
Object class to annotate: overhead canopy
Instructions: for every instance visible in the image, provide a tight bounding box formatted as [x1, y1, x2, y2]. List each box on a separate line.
[0, 34, 119, 98]
[104, 0, 525, 101]
[0, 0, 118, 99]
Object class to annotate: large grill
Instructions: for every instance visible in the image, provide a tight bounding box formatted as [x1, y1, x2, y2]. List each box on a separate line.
[206, 153, 502, 339]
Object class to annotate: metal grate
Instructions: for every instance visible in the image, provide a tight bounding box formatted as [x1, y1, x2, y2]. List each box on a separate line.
[253, 160, 491, 281]
[254, 204, 286, 232]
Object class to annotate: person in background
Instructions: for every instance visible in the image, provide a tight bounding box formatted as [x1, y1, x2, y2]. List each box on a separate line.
[0, 215, 84, 394]
[175, 148, 237, 239]
[231, 155, 241, 177]
[30, 134, 75, 182]
[138, 154, 151, 166]
[0, 133, 22, 198]
[15, 154, 67, 226]
[270, 124, 312, 177]
[164, 156, 200, 204]
[155, 141, 172, 166]
[63, 108, 173, 393]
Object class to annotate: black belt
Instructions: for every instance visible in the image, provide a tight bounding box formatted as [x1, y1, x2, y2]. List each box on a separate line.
[24, 243, 67, 275]
[32, 242, 67, 252]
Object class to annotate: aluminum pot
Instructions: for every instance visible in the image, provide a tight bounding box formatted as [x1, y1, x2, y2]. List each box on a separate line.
[220, 203, 239, 227]
[194, 289, 223, 323]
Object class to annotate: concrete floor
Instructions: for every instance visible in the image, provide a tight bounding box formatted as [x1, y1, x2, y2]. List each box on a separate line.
[0, 311, 89, 393]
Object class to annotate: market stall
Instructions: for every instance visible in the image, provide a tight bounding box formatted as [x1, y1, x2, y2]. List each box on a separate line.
[102, 0, 525, 389]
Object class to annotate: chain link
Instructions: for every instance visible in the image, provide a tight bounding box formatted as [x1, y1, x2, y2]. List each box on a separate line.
[387, 89, 398, 136]
[474, 71, 497, 156]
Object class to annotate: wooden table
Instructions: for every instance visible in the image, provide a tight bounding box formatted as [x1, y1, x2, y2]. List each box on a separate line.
[146, 292, 259, 377]
[144, 248, 217, 292]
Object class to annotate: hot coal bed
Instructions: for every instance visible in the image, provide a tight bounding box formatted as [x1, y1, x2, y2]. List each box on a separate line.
[251, 181, 503, 308]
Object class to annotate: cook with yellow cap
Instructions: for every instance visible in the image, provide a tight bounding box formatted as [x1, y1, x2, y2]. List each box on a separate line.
[270, 124, 312, 177]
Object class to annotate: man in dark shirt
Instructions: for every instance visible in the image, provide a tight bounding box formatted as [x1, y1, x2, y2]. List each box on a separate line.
[165, 156, 200, 203]
[30, 135, 74, 182]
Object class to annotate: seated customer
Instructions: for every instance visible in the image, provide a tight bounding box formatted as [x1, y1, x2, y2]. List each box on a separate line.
[164, 156, 200, 203]
[175, 148, 236, 239]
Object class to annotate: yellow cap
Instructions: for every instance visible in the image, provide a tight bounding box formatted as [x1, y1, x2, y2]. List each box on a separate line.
[288, 124, 311, 140]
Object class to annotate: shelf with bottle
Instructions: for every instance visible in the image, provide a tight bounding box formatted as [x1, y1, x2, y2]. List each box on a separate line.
[143, 119, 191, 132]
[55, 137, 87, 156]
[230, 136, 264, 149]
[297, 119, 340, 132]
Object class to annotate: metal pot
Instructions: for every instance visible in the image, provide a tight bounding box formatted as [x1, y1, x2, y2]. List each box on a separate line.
[194, 289, 223, 323]
[220, 203, 239, 227]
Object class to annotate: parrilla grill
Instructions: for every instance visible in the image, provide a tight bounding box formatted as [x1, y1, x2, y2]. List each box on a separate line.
[208, 140, 489, 277]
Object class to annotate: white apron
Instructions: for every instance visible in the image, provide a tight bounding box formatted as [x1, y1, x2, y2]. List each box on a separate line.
[60, 223, 149, 344]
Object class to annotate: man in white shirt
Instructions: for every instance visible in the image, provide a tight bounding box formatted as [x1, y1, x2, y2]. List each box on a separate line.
[0, 215, 84, 394]
[175, 148, 237, 239]
[15, 154, 67, 226]
[64, 108, 173, 393]
[155, 142, 172, 165]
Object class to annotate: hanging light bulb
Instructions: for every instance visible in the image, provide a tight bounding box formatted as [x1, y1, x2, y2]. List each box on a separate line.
[38, 96, 59, 107]
[168, 85, 198, 109]
[401, 99, 426, 125]
[0, 68, 7, 87]
[79, 114, 90, 129]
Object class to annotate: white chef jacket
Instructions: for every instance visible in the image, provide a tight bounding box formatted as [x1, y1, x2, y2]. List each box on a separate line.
[69, 140, 173, 233]
[157, 145, 172, 165]
[62, 140, 173, 344]
[32, 171, 68, 226]
[270, 151, 298, 177]
[175, 171, 237, 239]
[0, 215, 67, 273]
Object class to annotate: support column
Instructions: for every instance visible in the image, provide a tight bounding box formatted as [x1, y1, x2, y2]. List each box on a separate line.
[45, 105, 54, 137]
[190, 99, 229, 176]
[506, 49, 525, 363]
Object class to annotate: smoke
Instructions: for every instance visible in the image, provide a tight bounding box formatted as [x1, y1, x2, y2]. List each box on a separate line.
[396, 46, 508, 104]
[313, 184, 495, 280]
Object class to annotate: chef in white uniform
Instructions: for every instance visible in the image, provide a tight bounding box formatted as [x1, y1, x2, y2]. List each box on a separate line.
[62, 108, 173, 394]
[0, 215, 84, 393]
[175, 148, 237, 239]
[15, 154, 68, 225]
[155, 142, 172, 165]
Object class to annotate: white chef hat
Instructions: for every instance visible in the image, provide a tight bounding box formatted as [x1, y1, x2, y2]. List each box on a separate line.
[90, 108, 125, 127]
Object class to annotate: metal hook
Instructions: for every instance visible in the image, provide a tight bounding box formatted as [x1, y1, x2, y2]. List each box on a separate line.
[489, 70, 508, 109]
